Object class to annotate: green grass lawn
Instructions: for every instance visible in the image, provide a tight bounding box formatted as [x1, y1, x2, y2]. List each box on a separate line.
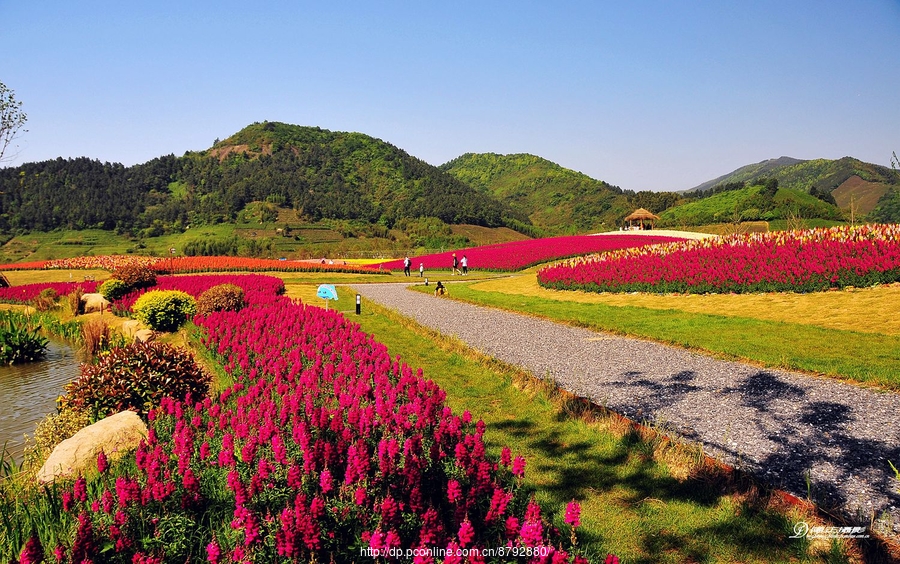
[345, 287, 858, 563]
[415, 284, 900, 391]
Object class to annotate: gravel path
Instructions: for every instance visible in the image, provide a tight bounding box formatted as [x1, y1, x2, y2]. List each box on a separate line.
[354, 282, 900, 535]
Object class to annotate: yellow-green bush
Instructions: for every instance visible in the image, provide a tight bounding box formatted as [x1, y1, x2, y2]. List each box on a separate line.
[132, 290, 196, 332]
[98, 278, 129, 301]
[23, 407, 91, 468]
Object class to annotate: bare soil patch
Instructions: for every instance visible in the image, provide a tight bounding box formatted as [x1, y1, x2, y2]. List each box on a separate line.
[832, 175, 890, 214]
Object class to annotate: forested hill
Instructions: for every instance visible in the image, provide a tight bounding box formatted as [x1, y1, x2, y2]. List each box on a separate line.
[685, 157, 806, 194]
[440, 153, 631, 234]
[0, 122, 526, 233]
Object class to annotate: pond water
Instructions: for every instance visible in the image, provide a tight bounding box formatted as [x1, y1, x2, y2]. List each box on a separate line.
[0, 339, 82, 463]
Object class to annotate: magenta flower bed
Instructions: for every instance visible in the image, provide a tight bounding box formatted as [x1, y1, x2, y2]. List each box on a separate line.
[538, 224, 900, 294]
[0, 281, 98, 304]
[112, 274, 286, 313]
[374, 235, 682, 273]
[41, 281, 592, 562]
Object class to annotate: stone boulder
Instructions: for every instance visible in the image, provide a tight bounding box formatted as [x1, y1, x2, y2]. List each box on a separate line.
[81, 293, 111, 314]
[133, 329, 156, 342]
[36, 410, 148, 483]
[121, 319, 142, 339]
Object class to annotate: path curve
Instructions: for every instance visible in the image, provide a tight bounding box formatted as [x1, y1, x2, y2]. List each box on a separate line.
[353, 282, 900, 537]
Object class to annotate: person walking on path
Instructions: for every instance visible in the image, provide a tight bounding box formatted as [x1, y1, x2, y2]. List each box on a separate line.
[452, 253, 461, 275]
[403, 256, 411, 277]
[419, 262, 424, 277]
[461, 255, 468, 275]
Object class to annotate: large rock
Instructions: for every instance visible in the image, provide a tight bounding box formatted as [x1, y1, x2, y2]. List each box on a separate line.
[133, 329, 156, 342]
[81, 293, 111, 314]
[36, 410, 148, 483]
[121, 319, 142, 339]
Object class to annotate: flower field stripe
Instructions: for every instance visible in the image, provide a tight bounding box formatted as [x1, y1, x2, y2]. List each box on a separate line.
[538, 224, 900, 294]
[112, 274, 286, 313]
[0, 260, 50, 270]
[374, 234, 683, 272]
[0, 281, 98, 304]
[156, 256, 385, 275]
[0, 254, 387, 275]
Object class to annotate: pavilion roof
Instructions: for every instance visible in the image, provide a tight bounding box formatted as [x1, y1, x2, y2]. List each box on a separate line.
[624, 208, 660, 221]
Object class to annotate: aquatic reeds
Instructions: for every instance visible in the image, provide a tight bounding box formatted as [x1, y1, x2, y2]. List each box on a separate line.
[0, 310, 48, 364]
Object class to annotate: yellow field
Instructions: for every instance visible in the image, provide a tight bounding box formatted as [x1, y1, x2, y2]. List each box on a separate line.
[3, 269, 110, 285]
[470, 273, 900, 336]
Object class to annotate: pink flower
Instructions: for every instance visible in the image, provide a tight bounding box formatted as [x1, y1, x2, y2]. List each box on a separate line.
[447, 479, 462, 503]
[319, 469, 333, 494]
[457, 520, 475, 548]
[564, 500, 581, 528]
[18, 534, 44, 564]
[500, 446, 512, 467]
[512, 456, 526, 478]
[519, 520, 543, 547]
[73, 476, 87, 502]
[206, 541, 221, 563]
[96, 450, 108, 473]
[505, 516, 520, 541]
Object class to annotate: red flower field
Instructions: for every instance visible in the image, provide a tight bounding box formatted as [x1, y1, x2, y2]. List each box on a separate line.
[33, 275, 593, 562]
[537, 224, 900, 294]
[375, 234, 682, 273]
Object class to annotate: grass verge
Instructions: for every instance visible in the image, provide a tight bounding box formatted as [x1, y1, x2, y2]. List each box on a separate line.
[348, 289, 869, 563]
[415, 283, 900, 391]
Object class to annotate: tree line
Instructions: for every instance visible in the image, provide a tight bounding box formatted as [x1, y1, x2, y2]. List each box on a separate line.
[0, 124, 528, 235]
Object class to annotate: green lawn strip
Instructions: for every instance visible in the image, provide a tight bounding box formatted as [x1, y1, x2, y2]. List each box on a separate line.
[347, 290, 838, 563]
[418, 284, 900, 390]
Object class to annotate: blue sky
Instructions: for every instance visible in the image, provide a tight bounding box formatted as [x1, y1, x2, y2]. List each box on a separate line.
[2, 1, 898, 192]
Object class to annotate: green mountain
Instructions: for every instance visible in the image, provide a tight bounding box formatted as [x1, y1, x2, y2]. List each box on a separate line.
[0, 123, 527, 235]
[685, 157, 804, 194]
[660, 182, 845, 227]
[440, 153, 631, 234]
[686, 156, 899, 216]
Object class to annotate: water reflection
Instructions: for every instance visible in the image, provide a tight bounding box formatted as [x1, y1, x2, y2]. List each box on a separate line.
[0, 339, 82, 463]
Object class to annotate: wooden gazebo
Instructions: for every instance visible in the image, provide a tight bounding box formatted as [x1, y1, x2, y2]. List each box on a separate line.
[623, 208, 660, 230]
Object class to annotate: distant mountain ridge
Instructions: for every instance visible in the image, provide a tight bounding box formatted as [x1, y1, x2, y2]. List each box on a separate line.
[685, 157, 806, 194]
[688, 155, 897, 206]
[440, 153, 630, 235]
[2, 122, 897, 243]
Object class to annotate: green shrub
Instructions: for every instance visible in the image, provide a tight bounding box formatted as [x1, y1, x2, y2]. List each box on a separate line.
[98, 278, 129, 301]
[0, 311, 48, 364]
[60, 341, 210, 419]
[111, 265, 156, 291]
[132, 290, 197, 332]
[195, 283, 245, 316]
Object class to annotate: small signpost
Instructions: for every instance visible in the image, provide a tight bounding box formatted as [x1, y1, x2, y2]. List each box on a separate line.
[316, 284, 338, 311]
